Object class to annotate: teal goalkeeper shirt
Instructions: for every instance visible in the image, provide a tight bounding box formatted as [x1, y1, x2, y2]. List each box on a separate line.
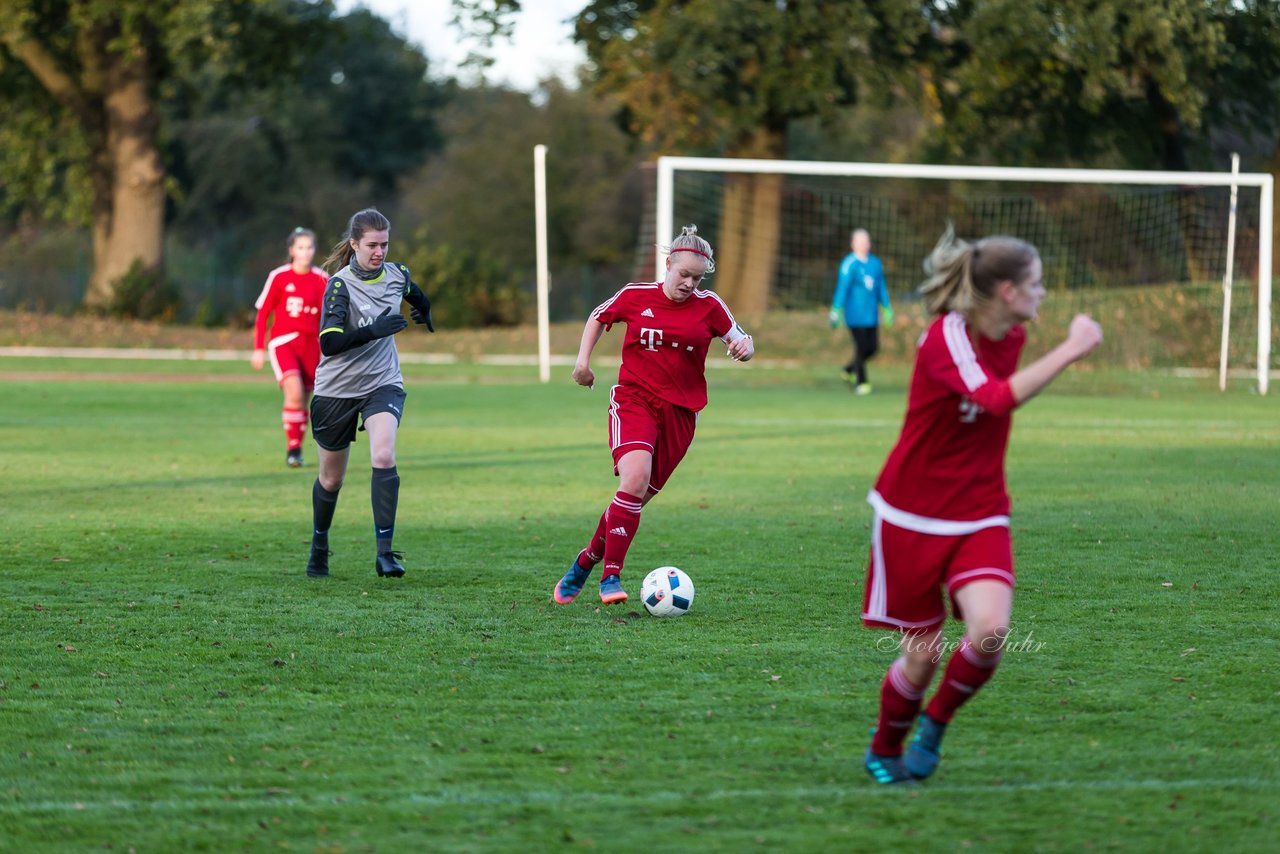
[832, 253, 890, 328]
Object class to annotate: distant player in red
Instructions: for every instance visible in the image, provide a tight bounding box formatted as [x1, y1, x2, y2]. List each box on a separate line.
[552, 225, 754, 605]
[251, 227, 327, 468]
[861, 226, 1102, 785]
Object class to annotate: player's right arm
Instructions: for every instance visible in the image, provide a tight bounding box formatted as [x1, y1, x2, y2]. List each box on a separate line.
[251, 271, 282, 369]
[575, 286, 633, 388]
[830, 255, 854, 327]
[317, 277, 407, 357]
[572, 317, 607, 388]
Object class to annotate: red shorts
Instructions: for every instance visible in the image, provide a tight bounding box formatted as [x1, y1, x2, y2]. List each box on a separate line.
[607, 383, 697, 495]
[861, 495, 1015, 632]
[268, 333, 319, 391]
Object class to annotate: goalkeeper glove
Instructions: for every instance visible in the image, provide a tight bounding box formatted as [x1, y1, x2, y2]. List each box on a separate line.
[882, 306, 895, 328]
[828, 308, 841, 329]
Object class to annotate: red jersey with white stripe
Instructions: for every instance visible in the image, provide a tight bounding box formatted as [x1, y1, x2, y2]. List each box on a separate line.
[591, 283, 742, 412]
[873, 312, 1025, 521]
[253, 265, 326, 350]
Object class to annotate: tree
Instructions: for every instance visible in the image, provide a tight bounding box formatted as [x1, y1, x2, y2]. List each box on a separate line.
[904, 0, 1280, 279]
[398, 78, 642, 325]
[0, 0, 314, 310]
[908, 0, 1280, 172]
[572, 1, 899, 312]
[166, 6, 446, 266]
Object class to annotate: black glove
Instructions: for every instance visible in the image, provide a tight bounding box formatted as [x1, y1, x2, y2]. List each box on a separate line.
[369, 306, 407, 339]
[406, 282, 435, 332]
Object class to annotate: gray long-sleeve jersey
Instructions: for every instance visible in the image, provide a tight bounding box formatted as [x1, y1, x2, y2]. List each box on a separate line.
[314, 262, 410, 398]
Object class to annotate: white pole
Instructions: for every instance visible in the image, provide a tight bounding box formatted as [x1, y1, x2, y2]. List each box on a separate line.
[1258, 174, 1274, 395]
[1219, 153, 1240, 392]
[534, 144, 551, 384]
[655, 157, 675, 281]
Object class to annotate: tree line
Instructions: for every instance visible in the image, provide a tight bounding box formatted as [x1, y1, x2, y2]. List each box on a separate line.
[2, 0, 1278, 323]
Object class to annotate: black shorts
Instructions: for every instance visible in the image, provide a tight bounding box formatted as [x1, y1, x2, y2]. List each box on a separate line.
[310, 384, 407, 451]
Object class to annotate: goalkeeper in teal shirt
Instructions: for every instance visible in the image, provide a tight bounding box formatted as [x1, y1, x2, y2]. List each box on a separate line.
[830, 228, 893, 395]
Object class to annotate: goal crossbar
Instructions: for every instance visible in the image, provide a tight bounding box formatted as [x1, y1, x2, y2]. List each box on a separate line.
[655, 156, 1274, 393]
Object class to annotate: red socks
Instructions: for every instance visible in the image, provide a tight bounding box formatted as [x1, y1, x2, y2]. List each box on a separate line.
[600, 490, 643, 578]
[577, 511, 608, 570]
[283, 407, 308, 450]
[925, 639, 1002, 724]
[870, 658, 927, 756]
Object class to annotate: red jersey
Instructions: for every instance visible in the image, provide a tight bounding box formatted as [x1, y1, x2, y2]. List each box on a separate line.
[591, 283, 742, 412]
[873, 312, 1025, 522]
[253, 265, 326, 350]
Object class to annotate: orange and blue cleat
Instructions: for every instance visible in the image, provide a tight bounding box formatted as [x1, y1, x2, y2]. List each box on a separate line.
[553, 559, 592, 604]
[599, 574, 628, 604]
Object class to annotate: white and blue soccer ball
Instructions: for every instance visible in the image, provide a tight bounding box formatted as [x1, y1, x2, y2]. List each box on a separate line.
[641, 566, 695, 617]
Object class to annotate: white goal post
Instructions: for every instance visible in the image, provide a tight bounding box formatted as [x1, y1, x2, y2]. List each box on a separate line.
[655, 156, 1274, 393]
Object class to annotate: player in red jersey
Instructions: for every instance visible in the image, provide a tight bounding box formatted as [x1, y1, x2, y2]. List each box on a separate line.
[251, 227, 327, 468]
[861, 225, 1102, 785]
[552, 225, 754, 605]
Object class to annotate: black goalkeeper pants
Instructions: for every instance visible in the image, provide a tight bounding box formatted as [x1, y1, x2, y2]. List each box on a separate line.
[844, 326, 879, 385]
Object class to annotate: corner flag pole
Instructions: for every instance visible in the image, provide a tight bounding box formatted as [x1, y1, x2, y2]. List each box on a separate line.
[534, 144, 551, 384]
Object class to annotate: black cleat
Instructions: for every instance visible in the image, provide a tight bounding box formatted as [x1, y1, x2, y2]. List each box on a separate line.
[375, 551, 405, 578]
[306, 548, 332, 578]
[286, 448, 303, 468]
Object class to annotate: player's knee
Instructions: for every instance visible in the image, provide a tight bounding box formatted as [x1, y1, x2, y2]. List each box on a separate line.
[619, 477, 649, 498]
[967, 619, 1009, 655]
[371, 450, 396, 469]
[320, 474, 344, 492]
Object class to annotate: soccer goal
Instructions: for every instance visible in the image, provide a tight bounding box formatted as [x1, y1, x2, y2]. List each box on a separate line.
[654, 156, 1275, 393]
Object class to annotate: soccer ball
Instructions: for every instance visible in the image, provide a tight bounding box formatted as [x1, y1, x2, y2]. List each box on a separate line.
[641, 566, 695, 617]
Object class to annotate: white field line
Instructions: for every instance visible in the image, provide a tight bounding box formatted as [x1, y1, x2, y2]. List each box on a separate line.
[0, 776, 1272, 815]
[0, 346, 805, 370]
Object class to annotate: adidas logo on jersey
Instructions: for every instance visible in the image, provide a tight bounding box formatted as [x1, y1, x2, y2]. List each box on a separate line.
[608, 527, 629, 537]
[285, 283, 296, 292]
[641, 308, 655, 317]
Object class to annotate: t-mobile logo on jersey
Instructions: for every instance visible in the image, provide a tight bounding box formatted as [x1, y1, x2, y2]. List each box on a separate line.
[639, 327, 664, 351]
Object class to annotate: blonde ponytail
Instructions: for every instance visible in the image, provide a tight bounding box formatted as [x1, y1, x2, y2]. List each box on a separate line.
[918, 223, 1039, 316]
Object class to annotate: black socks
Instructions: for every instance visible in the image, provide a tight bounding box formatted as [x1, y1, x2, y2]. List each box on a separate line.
[371, 465, 400, 554]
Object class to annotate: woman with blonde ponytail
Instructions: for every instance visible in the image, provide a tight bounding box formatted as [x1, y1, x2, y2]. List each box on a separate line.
[551, 225, 754, 607]
[859, 224, 1102, 785]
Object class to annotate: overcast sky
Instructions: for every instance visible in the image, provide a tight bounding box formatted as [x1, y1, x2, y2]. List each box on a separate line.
[332, 0, 588, 90]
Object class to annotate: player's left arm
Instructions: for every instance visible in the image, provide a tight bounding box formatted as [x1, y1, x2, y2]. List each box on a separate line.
[715, 302, 754, 362]
[875, 259, 894, 325]
[397, 264, 435, 332]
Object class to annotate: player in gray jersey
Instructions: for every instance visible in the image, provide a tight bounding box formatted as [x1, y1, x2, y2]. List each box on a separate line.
[305, 208, 434, 579]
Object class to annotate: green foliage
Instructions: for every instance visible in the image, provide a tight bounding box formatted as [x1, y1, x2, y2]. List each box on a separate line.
[104, 259, 181, 321]
[401, 229, 526, 328]
[910, 0, 1280, 169]
[0, 366, 1277, 848]
[0, 0, 312, 228]
[398, 80, 641, 316]
[166, 4, 447, 253]
[449, 0, 522, 79]
[573, 0, 889, 153]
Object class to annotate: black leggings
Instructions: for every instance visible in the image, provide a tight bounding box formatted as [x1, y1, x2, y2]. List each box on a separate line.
[845, 326, 879, 384]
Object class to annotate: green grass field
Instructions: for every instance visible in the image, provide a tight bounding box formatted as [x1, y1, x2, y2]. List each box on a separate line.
[1, 356, 1277, 852]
